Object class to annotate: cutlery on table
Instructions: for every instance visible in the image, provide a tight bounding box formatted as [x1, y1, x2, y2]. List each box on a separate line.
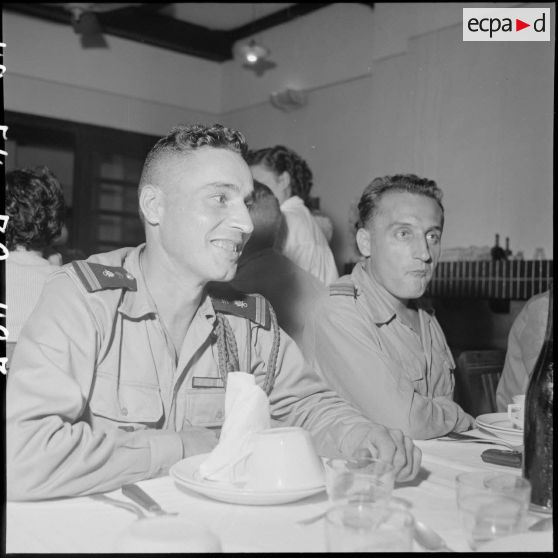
[414, 520, 455, 552]
[438, 431, 523, 451]
[122, 484, 178, 517]
[90, 493, 146, 520]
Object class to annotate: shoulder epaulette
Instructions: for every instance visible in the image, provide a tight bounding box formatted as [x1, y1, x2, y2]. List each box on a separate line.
[71, 261, 137, 293]
[211, 292, 271, 329]
[329, 281, 357, 298]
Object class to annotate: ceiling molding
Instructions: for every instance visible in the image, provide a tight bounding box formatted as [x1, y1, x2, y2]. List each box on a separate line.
[4, 3, 374, 62]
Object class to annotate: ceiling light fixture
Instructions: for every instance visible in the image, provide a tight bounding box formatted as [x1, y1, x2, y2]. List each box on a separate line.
[235, 39, 276, 76]
[238, 39, 269, 65]
[234, 5, 276, 76]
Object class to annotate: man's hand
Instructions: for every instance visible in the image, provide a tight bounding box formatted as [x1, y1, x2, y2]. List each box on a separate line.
[358, 425, 421, 482]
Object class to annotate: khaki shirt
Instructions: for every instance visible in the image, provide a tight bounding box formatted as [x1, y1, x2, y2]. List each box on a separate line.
[302, 262, 474, 439]
[7, 245, 377, 501]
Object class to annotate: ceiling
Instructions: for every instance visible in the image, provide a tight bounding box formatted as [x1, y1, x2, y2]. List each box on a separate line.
[4, 3, 375, 62]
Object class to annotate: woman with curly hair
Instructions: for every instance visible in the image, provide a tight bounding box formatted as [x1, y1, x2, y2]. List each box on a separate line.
[5, 166, 66, 341]
[247, 145, 338, 285]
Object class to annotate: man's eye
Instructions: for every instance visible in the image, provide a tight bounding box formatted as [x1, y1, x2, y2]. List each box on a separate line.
[396, 229, 411, 239]
[427, 232, 441, 243]
[213, 194, 227, 204]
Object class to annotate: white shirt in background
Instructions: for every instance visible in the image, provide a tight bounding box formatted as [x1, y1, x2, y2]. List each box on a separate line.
[279, 196, 339, 286]
[6, 249, 61, 341]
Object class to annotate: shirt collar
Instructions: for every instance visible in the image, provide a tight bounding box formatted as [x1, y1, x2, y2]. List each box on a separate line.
[118, 244, 158, 319]
[8, 248, 52, 266]
[280, 195, 304, 210]
[351, 260, 434, 325]
[118, 244, 220, 329]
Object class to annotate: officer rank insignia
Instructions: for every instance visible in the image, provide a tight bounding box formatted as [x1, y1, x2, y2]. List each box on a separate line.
[71, 261, 137, 292]
[210, 292, 271, 329]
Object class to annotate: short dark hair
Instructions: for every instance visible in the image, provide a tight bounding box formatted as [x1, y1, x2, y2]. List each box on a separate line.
[246, 145, 313, 207]
[356, 173, 444, 230]
[244, 180, 283, 251]
[140, 123, 248, 188]
[6, 166, 66, 251]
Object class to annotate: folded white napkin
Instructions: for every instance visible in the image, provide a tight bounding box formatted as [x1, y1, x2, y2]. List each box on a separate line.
[198, 372, 270, 483]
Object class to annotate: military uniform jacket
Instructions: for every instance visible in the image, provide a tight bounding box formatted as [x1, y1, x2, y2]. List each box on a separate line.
[302, 261, 474, 439]
[7, 244, 376, 501]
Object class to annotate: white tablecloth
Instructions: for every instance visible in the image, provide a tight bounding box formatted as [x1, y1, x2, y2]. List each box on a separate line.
[6, 430, 552, 553]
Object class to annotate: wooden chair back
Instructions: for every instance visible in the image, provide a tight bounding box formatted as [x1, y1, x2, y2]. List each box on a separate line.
[453, 349, 506, 418]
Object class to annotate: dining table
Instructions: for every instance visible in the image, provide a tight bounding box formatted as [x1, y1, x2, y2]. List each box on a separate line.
[6, 429, 553, 553]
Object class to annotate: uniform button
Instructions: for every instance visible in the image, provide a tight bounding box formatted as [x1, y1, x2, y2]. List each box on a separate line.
[216, 410, 223, 420]
[121, 407, 128, 416]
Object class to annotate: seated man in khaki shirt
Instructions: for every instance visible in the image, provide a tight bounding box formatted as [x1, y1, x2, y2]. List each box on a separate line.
[302, 174, 474, 439]
[6, 125, 420, 501]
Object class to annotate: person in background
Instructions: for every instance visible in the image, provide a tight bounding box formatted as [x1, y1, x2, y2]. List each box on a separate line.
[226, 180, 327, 347]
[7, 124, 420, 501]
[495, 290, 550, 412]
[5, 166, 66, 342]
[302, 174, 474, 439]
[247, 145, 338, 285]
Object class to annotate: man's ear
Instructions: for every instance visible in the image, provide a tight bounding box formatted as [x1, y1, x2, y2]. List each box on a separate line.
[356, 227, 371, 257]
[278, 171, 291, 197]
[139, 184, 163, 225]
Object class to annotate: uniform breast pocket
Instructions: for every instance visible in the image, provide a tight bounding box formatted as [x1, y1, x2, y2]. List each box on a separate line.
[91, 373, 164, 426]
[183, 388, 226, 428]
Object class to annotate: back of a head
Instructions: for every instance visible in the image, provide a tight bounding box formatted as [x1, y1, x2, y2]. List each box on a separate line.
[6, 166, 66, 252]
[246, 145, 313, 206]
[243, 180, 283, 253]
[356, 173, 444, 230]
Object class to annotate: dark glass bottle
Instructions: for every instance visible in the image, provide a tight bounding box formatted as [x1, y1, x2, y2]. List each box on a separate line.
[504, 237, 512, 260]
[491, 233, 507, 261]
[522, 285, 553, 513]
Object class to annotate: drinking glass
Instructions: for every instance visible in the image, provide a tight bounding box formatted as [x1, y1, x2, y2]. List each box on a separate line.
[325, 456, 394, 505]
[325, 502, 414, 552]
[456, 472, 531, 550]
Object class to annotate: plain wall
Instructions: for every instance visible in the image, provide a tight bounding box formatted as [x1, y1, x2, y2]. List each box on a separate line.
[3, 11, 219, 134]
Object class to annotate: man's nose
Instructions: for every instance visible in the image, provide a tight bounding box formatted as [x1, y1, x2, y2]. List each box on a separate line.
[231, 202, 254, 235]
[413, 236, 432, 262]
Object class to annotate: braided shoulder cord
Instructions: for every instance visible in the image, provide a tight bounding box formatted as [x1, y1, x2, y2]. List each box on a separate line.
[215, 304, 280, 396]
[215, 313, 240, 385]
[262, 304, 280, 395]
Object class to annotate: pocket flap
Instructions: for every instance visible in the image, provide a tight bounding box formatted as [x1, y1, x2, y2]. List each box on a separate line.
[91, 374, 164, 424]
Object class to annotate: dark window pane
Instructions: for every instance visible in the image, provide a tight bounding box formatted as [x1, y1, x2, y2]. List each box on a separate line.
[99, 183, 139, 212]
[98, 214, 144, 245]
[98, 153, 144, 182]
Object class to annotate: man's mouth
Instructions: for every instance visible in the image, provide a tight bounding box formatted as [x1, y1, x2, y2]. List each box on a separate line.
[211, 239, 243, 255]
[409, 269, 429, 277]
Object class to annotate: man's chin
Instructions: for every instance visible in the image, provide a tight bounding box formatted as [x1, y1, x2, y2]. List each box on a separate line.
[213, 265, 238, 283]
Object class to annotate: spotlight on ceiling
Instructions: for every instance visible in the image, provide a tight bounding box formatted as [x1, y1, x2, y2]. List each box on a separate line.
[235, 39, 277, 76]
[239, 40, 269, 64]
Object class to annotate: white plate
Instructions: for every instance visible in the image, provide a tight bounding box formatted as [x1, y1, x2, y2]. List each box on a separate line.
[475, 413, 524, 443]
[480, 531, 553, 552]
[169, 454, 325, 506]
[476, 413, 523, 434]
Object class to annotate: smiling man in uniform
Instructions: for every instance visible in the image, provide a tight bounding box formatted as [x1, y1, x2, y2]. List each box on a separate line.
[302, 174, 474, 439]
[7, 125, 421, 501]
